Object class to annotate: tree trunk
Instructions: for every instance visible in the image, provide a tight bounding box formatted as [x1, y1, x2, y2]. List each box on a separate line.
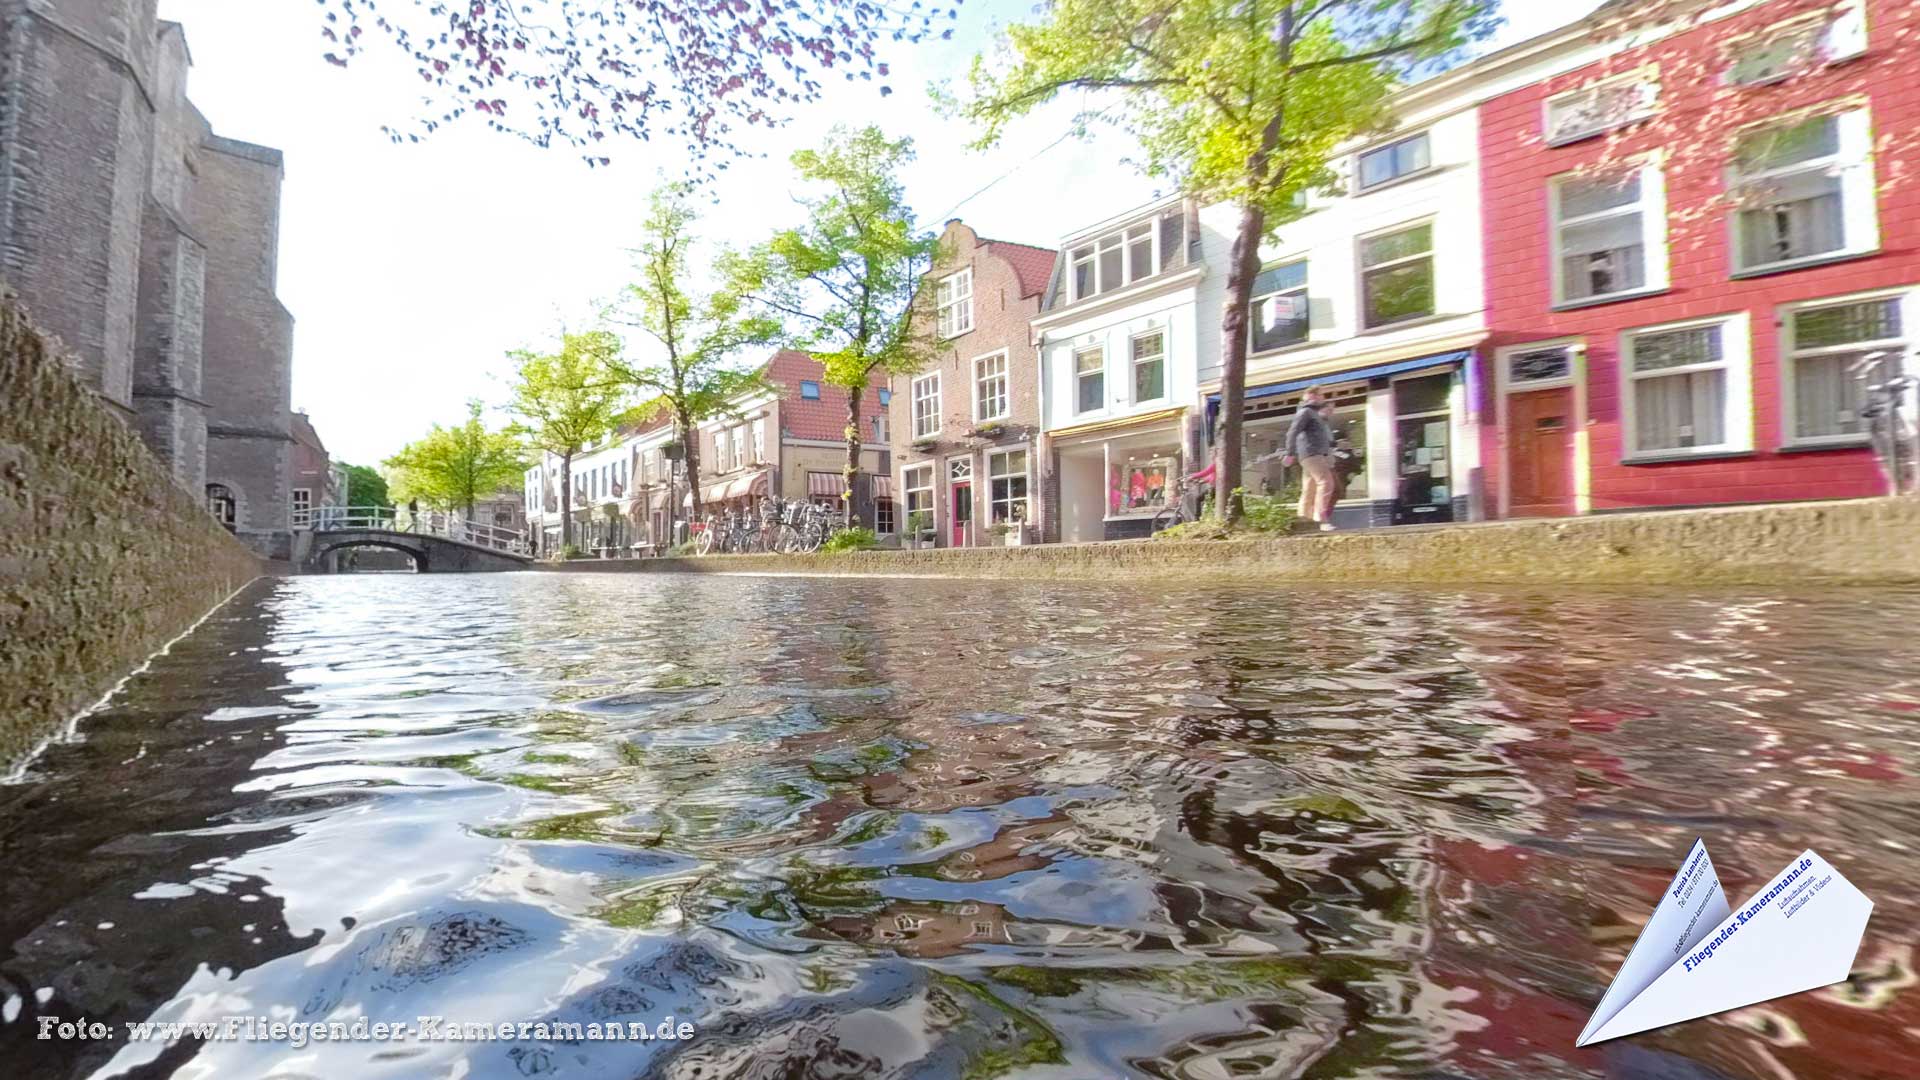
[842, 383, 864, 529]
[559, 451, 575, 551]
[1214, 201, 1267, 523]
[682, 414, 703, 532]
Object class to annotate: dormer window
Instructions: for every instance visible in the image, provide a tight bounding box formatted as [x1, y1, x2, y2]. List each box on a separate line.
[1545, 69, 1659, 146]
[1066, 207, 1187, 302]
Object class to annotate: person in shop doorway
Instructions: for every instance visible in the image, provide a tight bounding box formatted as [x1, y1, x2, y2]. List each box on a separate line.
[1283, 390, 1337, 531]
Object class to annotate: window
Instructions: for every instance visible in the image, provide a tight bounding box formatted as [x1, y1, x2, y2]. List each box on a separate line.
[937, 268, 974, 338]
[873, 414, 889, 442]
[988, 448, 1029, 525]
[911, 373, 941, 439]
[1727, 4, 1867, 86]
[290, 488, 312, 528]
[1066, 208, 1188, 301]
[1622, 317, 1751, 458]
[875, 498, 896, 534]
[878, 388, 892, 406]
[1131, 330, 1166, 402]
[1730, 109, 1876, 273]
[1506, 344, 1575, 386]
[1359, 223, 1435, 328]
[800, 380, 821, 400]
[1073, 346, 1105, 414]
[949, 455, 973, 483]
[207, 484, 236, 529]
[1551, 164, 1665, 305]
[974, 351, 1009, 421]
[1545, 70, 1659, 146]
[1356, 132, 1431, 191]
[904, 465, 934, 537]
[750, 422, 765, 464]
[1111, 457, 1173, 514]
[713, 431, 729, 472]
[1251, 261, 1308, 351]
[1782, 293, 1905, 446]
[731, 427, 747, 469]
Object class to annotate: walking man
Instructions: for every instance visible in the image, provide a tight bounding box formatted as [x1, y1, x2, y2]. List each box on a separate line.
[1285, 389, 1337, 531]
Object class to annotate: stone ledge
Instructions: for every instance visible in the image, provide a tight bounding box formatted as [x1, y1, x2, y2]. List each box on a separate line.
[540, 497, 1920, 586]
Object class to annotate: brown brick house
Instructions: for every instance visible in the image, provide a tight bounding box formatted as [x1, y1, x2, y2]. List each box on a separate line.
[889, 221, 1055, 547]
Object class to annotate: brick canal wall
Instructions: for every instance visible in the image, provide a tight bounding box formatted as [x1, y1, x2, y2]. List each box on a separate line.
[545, 497, 1920, 586]
[0, 291, 262, 766]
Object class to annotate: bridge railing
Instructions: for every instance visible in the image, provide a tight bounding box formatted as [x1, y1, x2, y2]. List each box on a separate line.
[312, 506, 532, 556]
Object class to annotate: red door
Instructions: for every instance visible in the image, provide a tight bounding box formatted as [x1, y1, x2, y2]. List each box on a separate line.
[1508, 388, 1575, 517]
[951, 482, 973, 547]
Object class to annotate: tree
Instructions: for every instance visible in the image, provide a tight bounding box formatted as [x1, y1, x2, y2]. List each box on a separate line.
[731, 126, 938, 526]
[383, 401, 528, 515]
[957, 0, 1496, 521]
[313, 0, 963, 172]
[342, 463, 391, 509]
[506, 330, 631, 551]
[606, 184, 781, 527]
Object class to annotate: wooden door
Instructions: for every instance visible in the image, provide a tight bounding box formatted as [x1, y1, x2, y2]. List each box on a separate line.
[1508, 387, 1575, 517]
[951, 482, 973, 547]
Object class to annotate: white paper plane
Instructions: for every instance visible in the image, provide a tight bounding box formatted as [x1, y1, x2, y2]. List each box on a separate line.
[1578, 840, 1873, 1046]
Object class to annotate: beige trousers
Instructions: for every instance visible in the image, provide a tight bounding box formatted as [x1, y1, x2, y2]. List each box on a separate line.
[1297, 454, 1335, 523]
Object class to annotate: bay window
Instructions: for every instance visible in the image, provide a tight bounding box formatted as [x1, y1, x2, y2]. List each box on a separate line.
[1621, 317, 1752, 458]
[1730, 108, 1876, 273]
[1359, 222, 1435, 328]
[1551, 164, 1665, 305]
[1781, 293, 1906, 446]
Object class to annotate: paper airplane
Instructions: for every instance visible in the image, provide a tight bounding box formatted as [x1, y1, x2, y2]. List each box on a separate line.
[1577, 839, 1873, 1046]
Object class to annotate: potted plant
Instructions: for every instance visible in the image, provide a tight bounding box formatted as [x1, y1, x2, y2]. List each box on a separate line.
[969, 421, 1007, 441]
[905, 509, 933, 549]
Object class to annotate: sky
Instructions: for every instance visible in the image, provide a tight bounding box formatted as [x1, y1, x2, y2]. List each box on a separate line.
[156, 0, 1603, 468]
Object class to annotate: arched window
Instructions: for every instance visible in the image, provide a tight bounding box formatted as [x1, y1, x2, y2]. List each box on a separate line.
[206, 484, 236, 531]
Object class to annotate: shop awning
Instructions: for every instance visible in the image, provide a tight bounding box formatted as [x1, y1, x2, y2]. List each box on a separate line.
[1206, 348, 1473, 410]
[872, 475, 893, 499]
[807, 472, 842, 497]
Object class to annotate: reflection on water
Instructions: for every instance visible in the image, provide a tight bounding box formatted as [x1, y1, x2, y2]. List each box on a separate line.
[2, 574, 1918, 1078]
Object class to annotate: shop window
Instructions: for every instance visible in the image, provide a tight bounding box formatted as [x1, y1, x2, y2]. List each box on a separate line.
[988, 448, 1029, 525]
[937, 268, 974, 338]
[911, 372, 941, 439]
[1552, 164, 1666, 305]
[1730, 108, 1876, 273]
[1110, 456, 1172, 515]
[1356, 132, 1431, 191]
[1622, 317, 1752, 458]
[1360, 222, 1435, 328]
[1782, 293, 1904, 446]
[1251, 261, 1308, 351]
[1131, 330, 1166, 403]
[1074, 346, 1105, 414]
[1545, 69, 1659, 146]
[974, 351, 1009, 421]
[1393, 373, 1455, 524]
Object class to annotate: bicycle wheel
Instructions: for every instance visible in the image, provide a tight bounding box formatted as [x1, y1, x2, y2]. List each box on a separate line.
[796, 522, 825, 554]
[695, 526, 715, 556]
[1150, 506, 1183, 534]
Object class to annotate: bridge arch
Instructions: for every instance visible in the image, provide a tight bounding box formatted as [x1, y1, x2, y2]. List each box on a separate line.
[311, 537, 428, 573]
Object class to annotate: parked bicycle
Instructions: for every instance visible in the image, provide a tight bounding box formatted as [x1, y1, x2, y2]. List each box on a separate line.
[1855, 349, 1917, 496]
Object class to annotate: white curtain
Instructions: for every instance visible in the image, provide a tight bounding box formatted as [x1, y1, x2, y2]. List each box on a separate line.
[1794, 353, 1868, 439]
[1636, 370, 1726, 451]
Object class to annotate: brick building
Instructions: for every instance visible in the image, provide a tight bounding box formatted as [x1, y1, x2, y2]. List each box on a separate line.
[0, 2, 296, 556]
[890, 220, 1054, 547]
[287, 410, 342, 529]
[1478, 0, 1908, 516]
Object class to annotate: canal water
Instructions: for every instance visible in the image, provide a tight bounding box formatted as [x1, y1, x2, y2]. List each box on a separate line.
[2, 574, 1916, 1079]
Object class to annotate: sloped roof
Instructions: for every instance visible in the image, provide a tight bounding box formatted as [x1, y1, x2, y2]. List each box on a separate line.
[980, 239, 1057, 299]
[764, 349, 889, 442]
[291, 411, 325, 452]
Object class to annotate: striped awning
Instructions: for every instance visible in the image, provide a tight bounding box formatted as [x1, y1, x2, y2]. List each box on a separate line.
[807, 471, 842, 497]
[872, 475, 893, 499]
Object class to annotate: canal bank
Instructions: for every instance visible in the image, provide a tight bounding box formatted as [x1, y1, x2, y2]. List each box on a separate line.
[545, 497, 1920, 586]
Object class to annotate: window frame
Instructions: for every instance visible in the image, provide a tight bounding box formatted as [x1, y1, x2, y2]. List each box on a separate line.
[910, 372, 942, 440]
[1724, 1, 1867, 88]
[1543, 67, 1660, 147]
[1548, 159, 1670, 309]
[903, 463, 935, 538]
[1130, 328, 1168, 405]
[1356, 219, 1437, 330]
[1064, 207, 1187, 302]
[936, 267, 974, 338]
[987, 447, 1031, 526]
[1726, 104, 1879, 277]
[1617, 313, 1754, 462]
[1354, 131, 1434, 194]
[1072, 344, 1106, 415]
[290, 487, 312, 528]
[799, 380, 822, 400]
[1250, 259, 1310, 353]
[972, 349, 1010, 422]
[1776, 286, 1913, 450]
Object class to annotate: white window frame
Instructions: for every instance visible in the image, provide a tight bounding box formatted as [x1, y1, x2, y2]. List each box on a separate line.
[1727, 104, 1878, 276]
[1065, 208, 1186, 302]
[903, 463, 935, 538]
[1130, 328, 1168, 405]
[986, 447, 1031, 526]
[731, 427, 747, 471]
[1543, 67, 1660, 147]
[910, 372, 942, 440]
[1072, 344, 1106, 415]
[1724, 1, 1867, 87]
[1548, 159, 1669, 308]
[1356, 219, 1437, 330]
[1354, 131, 1433, 193]
[1250, 259, 1310, 353]
[873, 414, 889, 442]
[290, 487, 312, 528]
[973, 350, 1010, 422]
[712, 430, 730, 472]
[1618, 313, 1754, 462]
[750, 421, 765, 464]
[1777, 286, 1914, 449]
[937, 267, 974, 338]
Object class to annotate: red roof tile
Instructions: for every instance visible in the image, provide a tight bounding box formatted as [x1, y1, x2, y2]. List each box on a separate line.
[981, 239, 1057, 299]
[764, 349, 889, 442]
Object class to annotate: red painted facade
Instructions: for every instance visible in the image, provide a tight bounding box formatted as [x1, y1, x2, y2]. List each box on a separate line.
[1478, 0, 1919, 514]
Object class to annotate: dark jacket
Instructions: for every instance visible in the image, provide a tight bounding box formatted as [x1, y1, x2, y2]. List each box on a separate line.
[1287, 407, 1333, 460]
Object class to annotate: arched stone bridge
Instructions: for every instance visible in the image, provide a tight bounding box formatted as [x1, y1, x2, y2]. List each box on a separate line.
[303, 508, 534, 573]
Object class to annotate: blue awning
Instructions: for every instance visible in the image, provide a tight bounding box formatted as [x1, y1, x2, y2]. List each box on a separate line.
[1206, 349, 1473, 409]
